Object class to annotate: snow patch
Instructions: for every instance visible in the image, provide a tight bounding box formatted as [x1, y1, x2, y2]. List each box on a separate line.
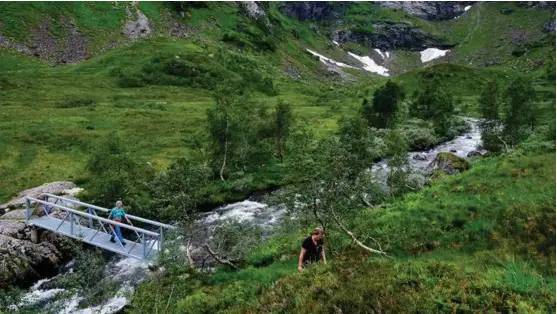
[347, 52, 390, 76]
[420, 48, 450, 63]
[306, 49, 358, 69]
[374, 48, 385, 59]
[464, 5, 472, 11]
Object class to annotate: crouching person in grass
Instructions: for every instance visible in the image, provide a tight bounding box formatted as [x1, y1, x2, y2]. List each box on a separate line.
[298, 227, 326, 272]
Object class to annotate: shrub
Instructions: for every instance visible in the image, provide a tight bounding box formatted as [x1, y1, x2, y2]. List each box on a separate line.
[56, 96, 97, 108]
[403, 124, 439, 150]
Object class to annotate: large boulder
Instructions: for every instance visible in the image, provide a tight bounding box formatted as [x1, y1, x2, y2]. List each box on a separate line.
[0, 183, 81, 290]
[427, 152, 470, 175]
[0, 181, 80, 211]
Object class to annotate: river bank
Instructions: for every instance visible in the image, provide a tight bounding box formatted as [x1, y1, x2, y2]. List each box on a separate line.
[3, 118, 484, 313]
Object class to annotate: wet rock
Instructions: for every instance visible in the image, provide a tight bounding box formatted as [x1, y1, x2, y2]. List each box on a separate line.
[466, 135, 472, 139]
[450, 149, 458, 153]
[0, 183, 80, 289]
[412, 153, 428, 161]
[467, 150, 483, 157]
[427, 152, 470, 175]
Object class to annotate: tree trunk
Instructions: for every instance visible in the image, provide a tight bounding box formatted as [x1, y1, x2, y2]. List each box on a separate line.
[330, 208, 388, 256]
[203, 244, 237, 269]
[220, 114, 229, 181]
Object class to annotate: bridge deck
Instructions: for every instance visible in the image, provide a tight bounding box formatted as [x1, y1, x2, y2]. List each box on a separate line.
[28, 215, 158, 260]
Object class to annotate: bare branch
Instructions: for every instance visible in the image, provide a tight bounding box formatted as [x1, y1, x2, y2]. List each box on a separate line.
[186, 238, 195, 266]
[164, 284, 175, 313]
[497, 135, 510, 153]
[330, 208, 388, 257]
[203, 244, 238, 269]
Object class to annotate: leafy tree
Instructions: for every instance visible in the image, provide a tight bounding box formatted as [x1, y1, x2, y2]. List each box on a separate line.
[478, 81, 503, 152]
[148, 158, 211, 222]
[337, 115, 380, 179]
[385, 128, 412, 197]
[273, 100, 294, 162]
[85, 132, 152, 208]
[503, 77, 536, 147]
[410, 80, 454, 137]
[277, 117, 387, 256]
[364, 80, 405, 128]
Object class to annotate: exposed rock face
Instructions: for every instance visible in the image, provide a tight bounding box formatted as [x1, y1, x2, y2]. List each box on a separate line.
[376, 2, 476, 21]
[543, 19, 556, 33]
[123, 10, 152, 40]
[0, 210, 76, 289]
[427, 152, 470, 175]
[58, 18, 88, 64]
[517, 1, 556, 10]
[239, 1, 271, 28]
[320, 61, 354, 81]
[330, 25, 448, 51]
[0, 181, 78, 211]
[279, 2, 350, 21]
[0, 20, 89, 65]
[0, 182, 83, 289]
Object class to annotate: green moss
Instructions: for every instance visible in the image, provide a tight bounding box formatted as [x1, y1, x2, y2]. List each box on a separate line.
[436, 152, 470, 171]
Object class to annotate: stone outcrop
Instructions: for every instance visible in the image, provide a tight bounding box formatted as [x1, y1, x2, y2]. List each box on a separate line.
[123, 10, 152, 40]
[0, 181, 80, 212]
[330, 25, 449, 51]
[239, 1, 271, 29]
[0, 183, 80, 289]
[376, 2, 476, 21]
[517, 1, 556, 10]
[0, 211, 76, 289]
[543, 19, 556, 33]
[427, 152, 470, 175]
[278, 2, 350, 21]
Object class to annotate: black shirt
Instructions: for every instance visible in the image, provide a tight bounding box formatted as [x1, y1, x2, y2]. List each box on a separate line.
[302, 236, 323, 265]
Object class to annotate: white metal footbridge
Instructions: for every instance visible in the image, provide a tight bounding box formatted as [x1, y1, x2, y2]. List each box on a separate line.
[24, 193, 175, 261]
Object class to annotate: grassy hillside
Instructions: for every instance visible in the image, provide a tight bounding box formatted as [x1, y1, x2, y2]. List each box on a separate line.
[0, 1, 554, 204]
[130, 143, 556, 313]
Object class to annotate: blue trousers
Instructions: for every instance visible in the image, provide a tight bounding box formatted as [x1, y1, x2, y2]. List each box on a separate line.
[110, 219, 125, 243]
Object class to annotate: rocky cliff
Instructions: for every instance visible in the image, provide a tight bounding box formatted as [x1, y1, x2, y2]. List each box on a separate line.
[0, 182, 81, 289]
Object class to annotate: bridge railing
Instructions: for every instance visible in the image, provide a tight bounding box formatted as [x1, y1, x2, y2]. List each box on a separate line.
[25, 195, 174, 259]
[41, 193, 175, 249]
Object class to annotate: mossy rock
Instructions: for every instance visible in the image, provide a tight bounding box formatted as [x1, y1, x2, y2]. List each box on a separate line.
[427, 152, 470, 175]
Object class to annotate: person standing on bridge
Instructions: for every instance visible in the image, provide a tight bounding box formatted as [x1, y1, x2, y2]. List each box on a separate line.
[108, 200, 126, 246]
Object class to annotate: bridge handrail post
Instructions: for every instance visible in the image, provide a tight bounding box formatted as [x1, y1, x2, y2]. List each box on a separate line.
[88, 208, 93, 228]
[160, 227, 164, 252]
[25, 198, 31, 223]
[142, 233, 147, 259]
[70, 212, 74, 235]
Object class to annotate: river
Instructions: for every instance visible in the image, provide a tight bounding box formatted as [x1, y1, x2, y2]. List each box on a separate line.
[9, 119, 482, 314]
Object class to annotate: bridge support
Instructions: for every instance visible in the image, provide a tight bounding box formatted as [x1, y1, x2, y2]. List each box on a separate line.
[30, 226, 39, 244]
